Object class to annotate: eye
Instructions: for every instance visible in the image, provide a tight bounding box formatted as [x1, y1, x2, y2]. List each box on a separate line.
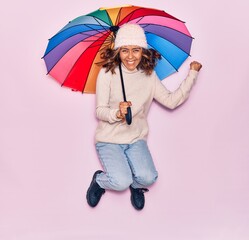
[121, 49, 128, 53]
[133, 48, 141, 53]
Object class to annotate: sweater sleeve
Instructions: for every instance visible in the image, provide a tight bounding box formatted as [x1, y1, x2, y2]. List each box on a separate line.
[153, 70, 199, 109]
[95, 69, 122, 123]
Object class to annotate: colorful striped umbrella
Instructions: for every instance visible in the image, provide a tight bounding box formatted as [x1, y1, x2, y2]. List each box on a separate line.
[43, 5, 193, 93]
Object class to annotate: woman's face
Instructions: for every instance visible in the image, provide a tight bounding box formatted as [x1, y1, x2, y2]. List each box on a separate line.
[119, 45, 142, 71]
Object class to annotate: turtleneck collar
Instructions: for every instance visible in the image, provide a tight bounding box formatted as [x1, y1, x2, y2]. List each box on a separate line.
[120, 63, 139, 74]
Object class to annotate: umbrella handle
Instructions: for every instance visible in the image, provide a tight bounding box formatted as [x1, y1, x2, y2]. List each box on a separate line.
[125, 106, 132, 125]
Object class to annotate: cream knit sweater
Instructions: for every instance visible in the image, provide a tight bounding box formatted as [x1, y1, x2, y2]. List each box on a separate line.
[95, 65, 198, 144]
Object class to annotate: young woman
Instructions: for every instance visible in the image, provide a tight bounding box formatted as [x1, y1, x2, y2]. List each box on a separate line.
[86, 24, 202, 210]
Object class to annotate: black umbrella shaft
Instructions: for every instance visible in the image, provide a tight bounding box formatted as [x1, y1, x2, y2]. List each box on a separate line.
[118, 63, 132, 125]
[119, 63, 127, 102]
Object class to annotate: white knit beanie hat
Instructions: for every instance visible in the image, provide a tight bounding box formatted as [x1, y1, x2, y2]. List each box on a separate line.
[114, 24, 147, 49]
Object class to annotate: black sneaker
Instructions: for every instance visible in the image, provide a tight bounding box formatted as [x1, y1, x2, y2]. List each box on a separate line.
[129, 186, 149, 210]
[86, 170, 105, 207]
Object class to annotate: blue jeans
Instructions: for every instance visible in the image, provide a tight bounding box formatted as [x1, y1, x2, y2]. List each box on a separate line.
[95, 140, 158, 191]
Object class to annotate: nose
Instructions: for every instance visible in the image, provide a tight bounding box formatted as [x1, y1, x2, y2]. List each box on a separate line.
[128, 50, 134, 59]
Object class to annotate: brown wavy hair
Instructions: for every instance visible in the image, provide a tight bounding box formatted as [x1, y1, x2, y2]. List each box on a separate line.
[98, 47, 161, 75]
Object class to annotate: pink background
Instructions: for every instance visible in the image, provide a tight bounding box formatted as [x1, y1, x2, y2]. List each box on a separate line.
[1, 0, 249, 239]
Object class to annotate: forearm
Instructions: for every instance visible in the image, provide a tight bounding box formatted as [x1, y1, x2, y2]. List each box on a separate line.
[96, 106, 121, 123]
[155, 70, 198, 109]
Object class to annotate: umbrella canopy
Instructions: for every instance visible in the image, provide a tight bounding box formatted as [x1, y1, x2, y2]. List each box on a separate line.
[43, 5, 193, 93]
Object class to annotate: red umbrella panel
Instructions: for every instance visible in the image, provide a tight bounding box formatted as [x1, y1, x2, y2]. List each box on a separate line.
[43, 5, 193, 93]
